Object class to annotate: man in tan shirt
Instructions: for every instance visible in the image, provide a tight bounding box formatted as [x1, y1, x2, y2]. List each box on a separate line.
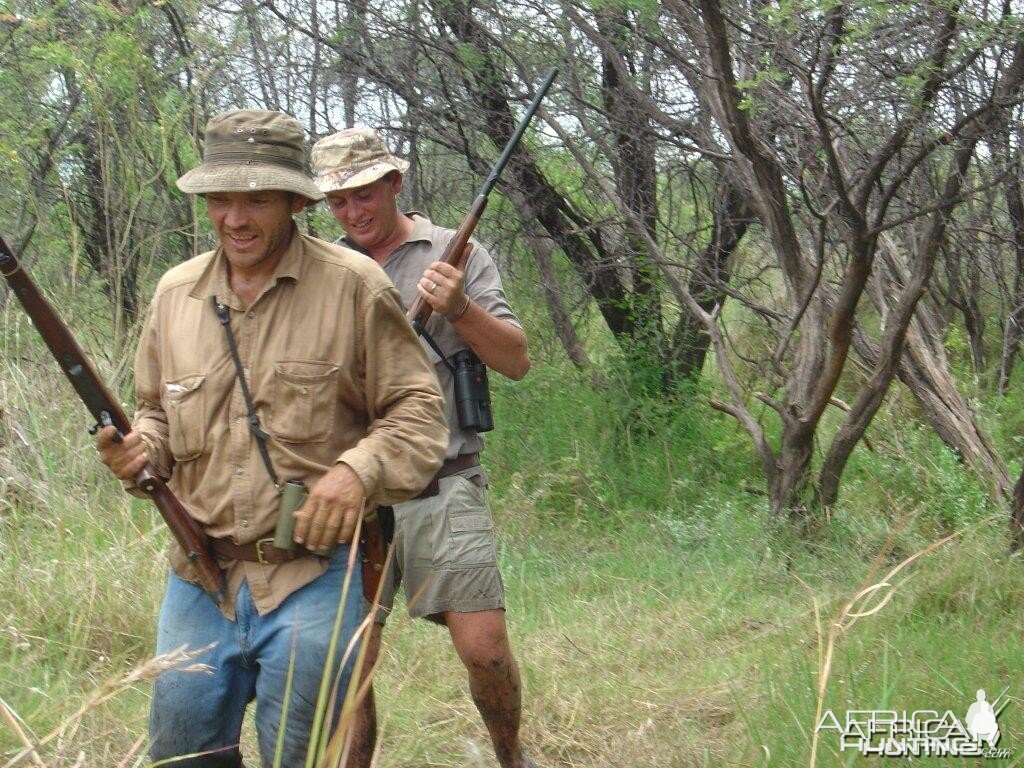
[97, 110, 447, 767]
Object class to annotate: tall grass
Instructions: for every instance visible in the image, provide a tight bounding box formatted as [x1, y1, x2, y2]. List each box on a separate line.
[4, 302, 1024, 765]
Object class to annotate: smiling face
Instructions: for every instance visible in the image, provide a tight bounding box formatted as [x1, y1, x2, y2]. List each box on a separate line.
[204, 190, 305, 276]
[325, 172, 410, 262]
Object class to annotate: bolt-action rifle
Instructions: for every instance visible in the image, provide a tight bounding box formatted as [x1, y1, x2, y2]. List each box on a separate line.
[363, 70, 559, 600]
[406, 67, 558, 333]
[0, 235, 227, 607]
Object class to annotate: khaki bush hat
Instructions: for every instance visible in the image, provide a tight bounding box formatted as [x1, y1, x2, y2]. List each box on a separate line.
[311, 128, 410, 193]
[177, 110, 324, 203]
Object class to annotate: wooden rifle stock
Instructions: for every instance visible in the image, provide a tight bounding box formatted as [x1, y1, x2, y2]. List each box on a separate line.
[407, 67, 558, 334]
[0, 235, 227, 607]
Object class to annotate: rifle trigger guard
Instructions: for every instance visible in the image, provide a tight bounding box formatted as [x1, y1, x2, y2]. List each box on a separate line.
[89, 411, 121, 442]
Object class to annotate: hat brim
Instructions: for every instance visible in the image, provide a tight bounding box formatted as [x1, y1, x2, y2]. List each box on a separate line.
[177, 162, 325, 203]
[314, 159, 410, 194]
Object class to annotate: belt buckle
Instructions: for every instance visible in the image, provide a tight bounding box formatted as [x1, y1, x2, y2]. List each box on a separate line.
[255, 537, 276, 565]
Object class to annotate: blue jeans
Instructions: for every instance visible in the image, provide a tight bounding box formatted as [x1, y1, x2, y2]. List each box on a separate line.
[149, 548, 362, 767]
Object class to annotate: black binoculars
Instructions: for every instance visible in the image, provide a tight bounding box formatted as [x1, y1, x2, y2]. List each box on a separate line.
[452, 349, 494, 433]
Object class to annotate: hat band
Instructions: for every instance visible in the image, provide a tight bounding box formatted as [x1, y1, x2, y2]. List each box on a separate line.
[203, 148, 304, 171]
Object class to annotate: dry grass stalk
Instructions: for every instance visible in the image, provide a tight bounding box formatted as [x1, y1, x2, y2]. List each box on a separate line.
[2, 646, 212, 768]
[805, 526, 961, 768]
[0, 697, 44, 767]
[325, 537, 395, 768]
[113, 735, 147, 768]
[322, 531, 431, 768]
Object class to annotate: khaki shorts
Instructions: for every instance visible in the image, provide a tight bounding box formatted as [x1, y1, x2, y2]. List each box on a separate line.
[372, 472, 505, 625]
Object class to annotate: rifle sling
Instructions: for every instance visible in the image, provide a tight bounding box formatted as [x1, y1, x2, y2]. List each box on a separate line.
[213, 298, 280, 489]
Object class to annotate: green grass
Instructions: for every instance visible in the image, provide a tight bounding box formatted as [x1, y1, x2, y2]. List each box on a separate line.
[3, 330, 1024, 766]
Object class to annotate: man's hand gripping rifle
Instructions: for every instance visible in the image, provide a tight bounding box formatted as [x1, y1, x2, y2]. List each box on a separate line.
[405, 67, 558, 333]
[403, 67, 558, 437]
[0, 235, 227, 607]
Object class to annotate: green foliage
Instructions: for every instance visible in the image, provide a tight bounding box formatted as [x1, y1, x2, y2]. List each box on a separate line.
[2, 0, 1024, 762]
[455, 42, 488, 76]
[846, 426, 992, 534]
[989, 387, 1024, 474]
[584, 0, 661, 25]
[2, 306, 1022, 764]
[487, 361, 757, 530]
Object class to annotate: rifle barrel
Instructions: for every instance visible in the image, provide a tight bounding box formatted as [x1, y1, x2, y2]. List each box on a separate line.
[478, 67, 559, 199]
[407, 67, 558, 331]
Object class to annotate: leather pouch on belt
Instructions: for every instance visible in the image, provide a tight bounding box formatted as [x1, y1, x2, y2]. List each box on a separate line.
[361, 507, 394, 602]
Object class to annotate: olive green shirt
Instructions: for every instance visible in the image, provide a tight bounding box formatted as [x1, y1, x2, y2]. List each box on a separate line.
[133, 231, 447, 617]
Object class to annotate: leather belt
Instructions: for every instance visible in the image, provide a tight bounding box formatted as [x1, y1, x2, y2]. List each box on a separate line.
[210, 454, 483, 562]
[210, 536, 317, 565]
[414, 452, 481, 499]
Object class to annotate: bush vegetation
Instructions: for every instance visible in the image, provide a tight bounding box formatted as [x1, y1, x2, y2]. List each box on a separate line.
[2, 278, 1021, 766]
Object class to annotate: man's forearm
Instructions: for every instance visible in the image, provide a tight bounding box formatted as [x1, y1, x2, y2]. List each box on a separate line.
[450, 302, 530, 380]
[354, 289, 449, 503]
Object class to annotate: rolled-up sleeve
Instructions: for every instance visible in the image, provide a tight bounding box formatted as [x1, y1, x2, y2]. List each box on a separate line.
[338, 283, 447, 506]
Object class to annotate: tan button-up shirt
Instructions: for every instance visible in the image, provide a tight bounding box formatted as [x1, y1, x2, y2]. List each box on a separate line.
[133, 231, 447, 617]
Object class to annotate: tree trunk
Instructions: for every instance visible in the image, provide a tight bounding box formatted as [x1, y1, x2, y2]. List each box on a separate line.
[774, 421, 815, 523]
[431, 0, 635, 341]
[504, 182, 591, 368]
[670, 180, 750, 380]
[598, 6, 669, 393]
[851, 298, 1012, 506]
[998, 158, 1024, 394]
[900, 310, 1011, 501]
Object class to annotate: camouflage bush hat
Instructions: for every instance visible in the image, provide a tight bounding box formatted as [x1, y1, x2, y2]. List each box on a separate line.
[176, 110, 324, 203]
[311, 128, 411, 193]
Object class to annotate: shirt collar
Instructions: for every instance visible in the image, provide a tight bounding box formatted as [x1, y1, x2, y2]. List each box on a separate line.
[404, 212, 435, 245]
[341, 212, 435, 259]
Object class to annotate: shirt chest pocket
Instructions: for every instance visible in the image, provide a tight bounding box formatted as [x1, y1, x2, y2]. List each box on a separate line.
[268, 360, 339, 443]
[163, 374, 207, 461]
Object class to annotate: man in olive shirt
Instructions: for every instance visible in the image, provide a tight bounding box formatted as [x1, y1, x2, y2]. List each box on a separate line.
[97, 110, 447, 767]
[312, 128, 536, 768]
